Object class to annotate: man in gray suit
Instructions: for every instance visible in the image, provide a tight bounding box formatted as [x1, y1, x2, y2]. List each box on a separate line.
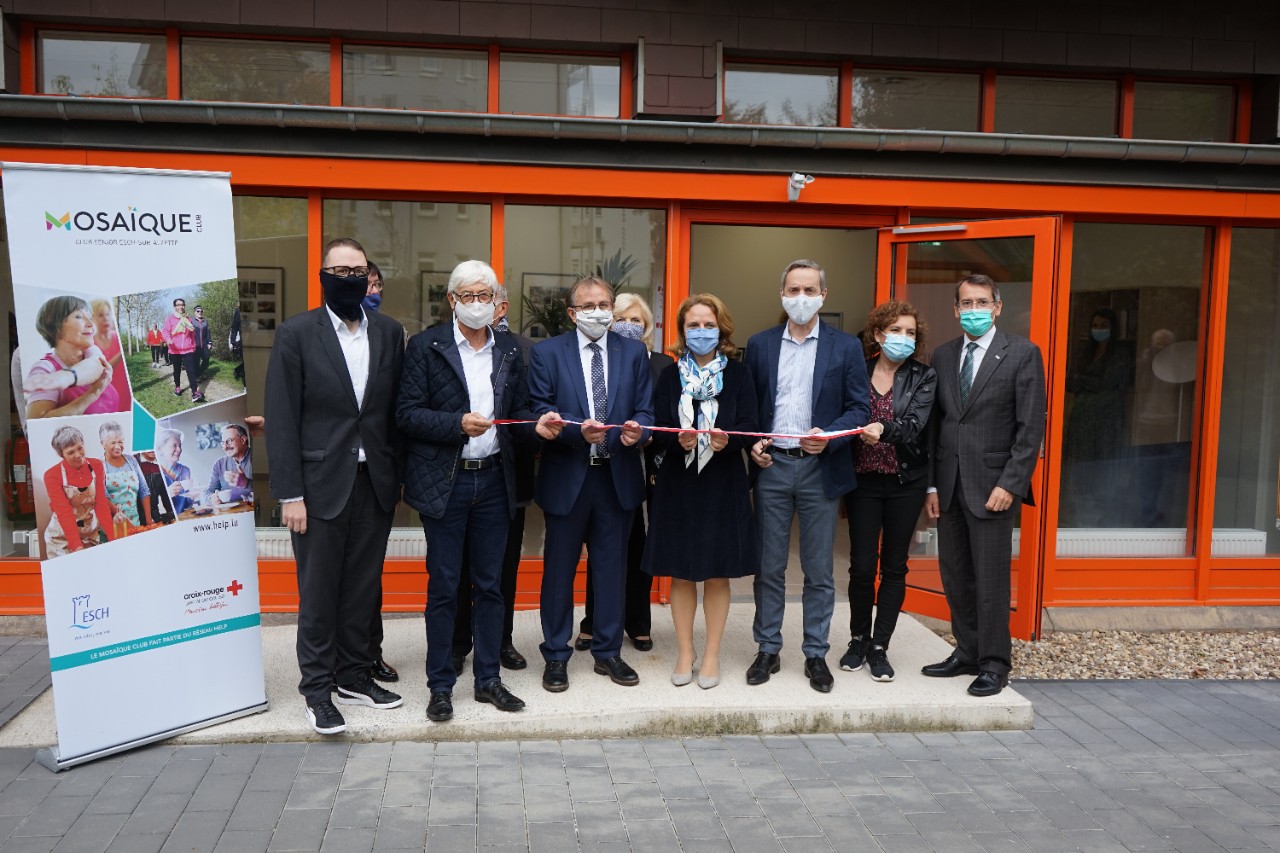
[265, 237, 407, 735]
[923, 274, 1045, 697]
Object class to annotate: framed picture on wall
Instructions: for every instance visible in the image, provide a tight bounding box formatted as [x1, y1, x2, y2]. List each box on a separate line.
[237, 266, 284, 347]
[520, 273, 578, 339]
[420, 270, 451, 328]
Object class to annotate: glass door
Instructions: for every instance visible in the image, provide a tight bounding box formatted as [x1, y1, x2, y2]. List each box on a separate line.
[876, 217, 1059, 641]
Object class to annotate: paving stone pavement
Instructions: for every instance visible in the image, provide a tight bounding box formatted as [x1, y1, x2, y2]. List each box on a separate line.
[0, 679, 1279, 851]
[0, 637, 49, 730]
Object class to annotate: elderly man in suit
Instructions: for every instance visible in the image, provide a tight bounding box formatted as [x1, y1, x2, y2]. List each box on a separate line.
[923, 273, 1046, 697]
[397, 261, 555, 723]
[745, 259, 871, 693]
[529, 275, 653, 693]
[265, 236, 406, 735]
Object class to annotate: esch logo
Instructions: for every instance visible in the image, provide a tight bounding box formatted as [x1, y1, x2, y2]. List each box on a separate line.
[44, 205, 202, 235]
[69, 594, 109, 630]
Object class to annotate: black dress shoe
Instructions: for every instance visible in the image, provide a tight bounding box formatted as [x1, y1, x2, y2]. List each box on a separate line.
[593, 656, 640, 686]
[921, 655, 981, 678]
[574, 634, 592, 651]
[427, 690, 453, 723]
[630, 636, 654, 652]
[475, 680, 526, 712]
[543, 660, 569, 693]
[452, 652, 467, 676]
[745, 652, 781, 685]
[499, 644, 528, 671]
[967, 671, 1009, 697]
[370, 659, 399, 682]
[804, 656, 835, 693]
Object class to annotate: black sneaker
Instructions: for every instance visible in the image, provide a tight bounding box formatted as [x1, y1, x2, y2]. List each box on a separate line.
[306, 699, 346, 735]
[866, 645, 895, 682]
[335, 679, 403, 709]
[840, 637, 868, 672]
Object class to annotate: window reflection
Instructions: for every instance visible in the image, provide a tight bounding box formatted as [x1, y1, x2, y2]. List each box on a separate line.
[1133, 81, 1234, 142]
[499, 55, 619, 117]
[344, 46, 487, 111]
[183, 38, 329, 105]
[995, 75, 1117, 137]
[723, 63, 838, 127]
[852, 70, 979, 131]
[38, 31, 167, 97]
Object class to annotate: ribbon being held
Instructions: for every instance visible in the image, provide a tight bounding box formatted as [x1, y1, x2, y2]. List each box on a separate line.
[494, 417, 864, 442]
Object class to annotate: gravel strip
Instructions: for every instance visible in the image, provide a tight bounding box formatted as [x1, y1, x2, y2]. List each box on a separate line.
[1008, 630, 1280, 680]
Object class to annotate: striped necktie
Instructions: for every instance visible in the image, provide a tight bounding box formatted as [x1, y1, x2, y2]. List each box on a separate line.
[959, 341, 978, 404]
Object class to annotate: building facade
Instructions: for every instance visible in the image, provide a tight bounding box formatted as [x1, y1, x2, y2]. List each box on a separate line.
[2, 0, 1279, 640]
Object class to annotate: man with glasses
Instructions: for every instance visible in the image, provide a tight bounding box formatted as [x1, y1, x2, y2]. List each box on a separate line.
[397, 260, 554, 723]
[265, 237, 406, 735]
[922, 274, 1045, 697]
[528, 275, 653, 693]
[191, 304, 212, 381]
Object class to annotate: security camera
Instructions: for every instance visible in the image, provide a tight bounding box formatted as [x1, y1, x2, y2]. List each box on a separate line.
[787, 172, 815, 202]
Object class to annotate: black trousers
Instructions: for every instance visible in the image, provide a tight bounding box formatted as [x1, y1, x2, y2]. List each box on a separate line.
[171, 351, 198, 394]
[293, 467, 394, 704]
[580, 506, 652, 640]
[936, 474, 1016, 675]
[195, 345, 211, 377]
[454, 505, 525, 654]
[843, 472, 926, 649]
[150, 345, 162, 365]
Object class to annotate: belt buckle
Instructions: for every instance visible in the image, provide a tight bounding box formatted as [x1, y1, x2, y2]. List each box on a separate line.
[589, 455, 608, 466]
[463, 458, 482, 471]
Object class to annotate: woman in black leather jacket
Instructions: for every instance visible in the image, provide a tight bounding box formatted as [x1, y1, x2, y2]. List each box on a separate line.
[839, 300, 937, 683]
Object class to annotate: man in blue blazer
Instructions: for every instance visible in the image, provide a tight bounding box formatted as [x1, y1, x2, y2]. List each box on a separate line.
[528, 276, 654, 693]
[745, 260, 871, 693]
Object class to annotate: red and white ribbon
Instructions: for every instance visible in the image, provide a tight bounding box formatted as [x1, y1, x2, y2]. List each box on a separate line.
[491, 418, 863, 440]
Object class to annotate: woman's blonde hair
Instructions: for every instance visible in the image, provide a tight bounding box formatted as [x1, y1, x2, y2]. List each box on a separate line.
[613, 292, 655, 346]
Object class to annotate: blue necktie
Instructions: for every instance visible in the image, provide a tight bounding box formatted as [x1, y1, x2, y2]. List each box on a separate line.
[588, 342, 609, 458]
[960, 341, 978, 404]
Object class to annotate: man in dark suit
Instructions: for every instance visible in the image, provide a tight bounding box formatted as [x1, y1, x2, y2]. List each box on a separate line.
[528, 275, 653, 693]
[923, 274, 1046, 697]
[265, 237, 406, 735]
[745, 259, 871, 693]
[397, 261, 552, 723]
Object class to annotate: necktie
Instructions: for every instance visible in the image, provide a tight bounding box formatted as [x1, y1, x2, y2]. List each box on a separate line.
[588, 342, 609, 458]
[960, 341, 978, 404]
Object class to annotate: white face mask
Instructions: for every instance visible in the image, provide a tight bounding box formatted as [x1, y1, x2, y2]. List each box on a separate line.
[781, 293, 824, 325]
[454, 300, 495, 331]
[573, 308, 613, 340]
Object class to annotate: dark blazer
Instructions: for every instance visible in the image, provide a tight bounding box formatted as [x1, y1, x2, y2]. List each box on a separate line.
[866, 357, 937, 486]
[527, 330, 654, 516]
[744, 322, 872, 498]
[264, 306, 405, 520]
[929, 329, 1047, 519]
[396, 324, 534, 519]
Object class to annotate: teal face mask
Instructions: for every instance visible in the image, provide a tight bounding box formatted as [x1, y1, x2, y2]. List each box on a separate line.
[959, 309, 994, 337]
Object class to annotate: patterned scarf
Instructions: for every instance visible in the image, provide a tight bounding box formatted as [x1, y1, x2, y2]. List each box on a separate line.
[677, 352, 725, 472]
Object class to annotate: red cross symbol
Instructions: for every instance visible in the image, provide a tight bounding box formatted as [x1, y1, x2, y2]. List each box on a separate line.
[227, 580, 244, 596]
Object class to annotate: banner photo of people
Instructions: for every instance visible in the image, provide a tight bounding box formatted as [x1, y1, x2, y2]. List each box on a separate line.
[2, 162, 267, 771]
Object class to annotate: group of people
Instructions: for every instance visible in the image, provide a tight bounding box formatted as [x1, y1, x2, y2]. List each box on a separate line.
[265, 237, 1046, 736]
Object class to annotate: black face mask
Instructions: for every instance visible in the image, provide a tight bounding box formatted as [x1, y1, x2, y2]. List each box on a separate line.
[320, 270, 368, 322]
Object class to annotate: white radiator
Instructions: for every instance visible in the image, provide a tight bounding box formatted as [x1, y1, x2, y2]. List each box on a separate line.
[256, 527, 427, 560]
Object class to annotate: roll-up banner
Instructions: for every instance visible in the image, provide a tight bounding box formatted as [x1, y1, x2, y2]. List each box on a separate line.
[3, 163, 268, 771]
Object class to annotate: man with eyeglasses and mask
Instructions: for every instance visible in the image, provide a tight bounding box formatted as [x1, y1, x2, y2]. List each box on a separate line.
[265, 237, 407, 735]
[397, 261, 556, 723]
[528, 275, 653, 693]
[922, 274, 1045, 697]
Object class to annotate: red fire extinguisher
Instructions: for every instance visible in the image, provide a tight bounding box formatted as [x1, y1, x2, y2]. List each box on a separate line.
[5, 429, 35, 520]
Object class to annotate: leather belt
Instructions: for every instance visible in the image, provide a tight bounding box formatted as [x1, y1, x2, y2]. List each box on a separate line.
[462, 455, 501, 471]
[588, 455, 611, 467]
[770, 446, 806, 458]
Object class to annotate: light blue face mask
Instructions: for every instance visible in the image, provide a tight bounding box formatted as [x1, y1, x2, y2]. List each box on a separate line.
[1091, 328, 1111, 342]
[685, 327, 720, 356]
[880, 333, 916, 362]
[959, 309, 994, 337]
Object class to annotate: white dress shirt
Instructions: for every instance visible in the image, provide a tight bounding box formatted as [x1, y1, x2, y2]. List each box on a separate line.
[577, 328, 610, 457]
[328, 305, 370, 463]
[455, 323, 498, 459]
[960, 324, 998, 381]
[772, 322, 820, 449]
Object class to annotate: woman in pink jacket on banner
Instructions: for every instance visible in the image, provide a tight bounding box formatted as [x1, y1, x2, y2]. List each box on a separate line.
[162, 296, 202, 403]
[23, 295, 122, 421]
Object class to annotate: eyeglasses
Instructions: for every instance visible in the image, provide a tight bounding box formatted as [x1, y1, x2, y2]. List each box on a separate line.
[367, 279, 384, 292]
[572, 302, 614, 312]
[195, 309, 203, 313]
[322, 265, 370, 278]
[956, 299, 997, 310]
[454, 290, 494, 304]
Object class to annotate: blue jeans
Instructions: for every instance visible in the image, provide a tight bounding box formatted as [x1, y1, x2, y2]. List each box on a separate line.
[421, 464, 508, 692]
[752, 453, 839, 659]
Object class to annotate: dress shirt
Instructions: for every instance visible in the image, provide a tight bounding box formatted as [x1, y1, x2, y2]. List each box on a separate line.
[327, 305, 370, 463]
[960, 324, 998, 381]
[576, 328, 610, 458]
[772, 321, 820, 449]
[455, 322, 498, 459]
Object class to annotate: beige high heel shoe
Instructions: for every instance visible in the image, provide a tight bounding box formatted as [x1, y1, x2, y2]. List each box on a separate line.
[671, 653, 697, 687]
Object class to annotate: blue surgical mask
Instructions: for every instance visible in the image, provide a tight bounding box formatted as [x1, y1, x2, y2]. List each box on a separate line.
[612, 320, 644, 341]
[685, 328, 720, 356]
[959, 309, 994, 338]
[880, 334, 916, 362]
[361, 292, 382, 313]
[1091, 328, 1111, 342]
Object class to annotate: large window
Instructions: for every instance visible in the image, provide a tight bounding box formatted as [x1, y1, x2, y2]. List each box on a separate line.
[38, 31, 167, 97]
[499, 55, 620, 117]
[1133, 81, 1234, 142]
[344, 46, 487, 111]
[723, 63, 838, 127]
[995, 75, 1117, 137]
[1214, 229, 1280, 556]
[851, 69, 980, 131]
[1060, 224, 1207, 555]
[182, 38, 329, 105]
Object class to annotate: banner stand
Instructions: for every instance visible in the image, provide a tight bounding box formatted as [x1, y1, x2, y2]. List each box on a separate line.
[36, 699, 270, 772]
